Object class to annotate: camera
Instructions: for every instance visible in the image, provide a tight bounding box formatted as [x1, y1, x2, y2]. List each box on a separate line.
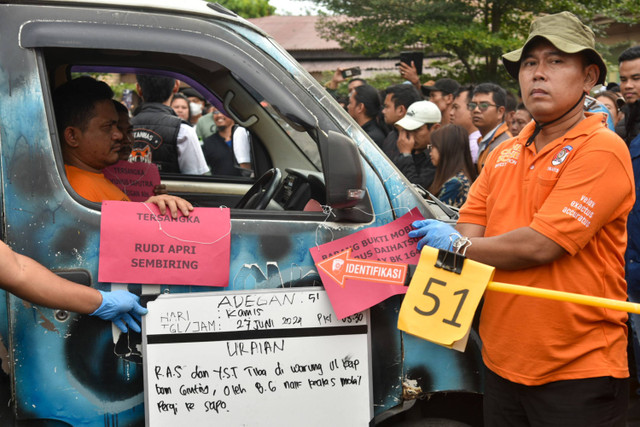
[341, 66, 361, 79]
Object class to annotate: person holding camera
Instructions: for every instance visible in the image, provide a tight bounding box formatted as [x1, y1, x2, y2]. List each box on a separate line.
[324, 67, 365, 98]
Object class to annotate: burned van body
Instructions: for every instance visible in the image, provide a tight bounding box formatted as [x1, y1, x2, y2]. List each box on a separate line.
[0, 1, 482, 425]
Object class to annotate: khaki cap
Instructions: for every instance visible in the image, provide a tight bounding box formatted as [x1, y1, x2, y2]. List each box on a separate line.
[502, 12, 606, 85]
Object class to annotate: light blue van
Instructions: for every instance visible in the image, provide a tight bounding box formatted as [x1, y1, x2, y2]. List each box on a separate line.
[0, 1, 483, 425]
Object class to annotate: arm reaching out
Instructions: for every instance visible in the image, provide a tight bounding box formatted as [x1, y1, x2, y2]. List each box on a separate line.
[0, 240, 148, 332]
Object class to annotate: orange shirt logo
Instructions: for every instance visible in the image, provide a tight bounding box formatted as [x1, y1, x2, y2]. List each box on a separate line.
[496, 143, 522, 165]
[552, 145, 573, 166]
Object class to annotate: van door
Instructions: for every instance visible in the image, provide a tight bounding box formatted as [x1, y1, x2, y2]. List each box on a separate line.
[0, 4, 408, 425]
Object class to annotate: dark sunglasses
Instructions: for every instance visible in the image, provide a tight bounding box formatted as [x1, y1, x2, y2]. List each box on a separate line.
[468, 102, 497, 112]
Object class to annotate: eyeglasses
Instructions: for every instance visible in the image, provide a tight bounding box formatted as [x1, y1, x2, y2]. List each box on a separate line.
[468, 102, 497, 112]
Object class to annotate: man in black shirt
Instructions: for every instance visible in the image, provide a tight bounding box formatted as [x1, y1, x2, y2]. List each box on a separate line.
[347, 85, 387, 148]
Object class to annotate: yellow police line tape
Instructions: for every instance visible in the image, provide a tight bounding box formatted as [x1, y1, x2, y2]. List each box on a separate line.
[488, 281, 640, 314]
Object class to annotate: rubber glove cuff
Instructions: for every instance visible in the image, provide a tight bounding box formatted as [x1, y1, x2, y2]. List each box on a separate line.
[408, 219, 461, 251]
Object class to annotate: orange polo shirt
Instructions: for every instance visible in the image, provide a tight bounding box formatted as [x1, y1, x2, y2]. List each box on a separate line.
[459, 113, 634, 386]
[65, 165, 130, 203]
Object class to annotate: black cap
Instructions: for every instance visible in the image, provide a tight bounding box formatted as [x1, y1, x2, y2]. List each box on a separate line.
[421, 78, 460, 97]
[179, 87, 205, 101]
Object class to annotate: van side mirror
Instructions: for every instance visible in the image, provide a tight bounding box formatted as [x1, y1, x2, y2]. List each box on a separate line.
[319, 131, 365, 209]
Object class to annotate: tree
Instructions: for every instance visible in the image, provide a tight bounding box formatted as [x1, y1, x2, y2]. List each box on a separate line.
[312, 0, 640, 85]
[207, 0, 275, 19]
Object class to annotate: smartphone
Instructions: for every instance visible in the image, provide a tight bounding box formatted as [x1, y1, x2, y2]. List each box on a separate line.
[399, 51, 424, 75]
[341, 66, 361, 79]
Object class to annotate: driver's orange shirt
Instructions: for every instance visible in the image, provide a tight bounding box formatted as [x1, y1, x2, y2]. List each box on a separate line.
[459, 113, 634, 386]
[65, 165, 130, 203]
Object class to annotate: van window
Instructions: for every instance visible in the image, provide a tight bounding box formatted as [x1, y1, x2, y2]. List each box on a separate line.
[41, 48, 329, 212]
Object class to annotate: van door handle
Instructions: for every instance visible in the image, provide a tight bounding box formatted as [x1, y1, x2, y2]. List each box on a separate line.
[51, 269, 92, 321]
[53, 269, 92, 286]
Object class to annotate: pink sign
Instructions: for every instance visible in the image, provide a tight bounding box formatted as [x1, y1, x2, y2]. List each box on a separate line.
[310, 208, 424, 319]
[103, 160, 161, 202]
[99, 201, 231, 286]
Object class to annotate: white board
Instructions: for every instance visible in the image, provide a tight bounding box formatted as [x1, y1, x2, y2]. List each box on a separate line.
[142, 288, 372, 426]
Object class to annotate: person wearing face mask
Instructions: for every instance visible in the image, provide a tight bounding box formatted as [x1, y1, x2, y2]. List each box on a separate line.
[180, 87, 206, 126]
[132, 75, 209, 175]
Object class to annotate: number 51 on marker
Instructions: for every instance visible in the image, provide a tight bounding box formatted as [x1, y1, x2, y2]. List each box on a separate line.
[398, 246, 495, 350]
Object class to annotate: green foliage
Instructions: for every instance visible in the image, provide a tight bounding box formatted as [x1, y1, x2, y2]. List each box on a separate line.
[312, 0, 640, 84]
[206, 0, 275, 18]
[71, 72, 136, 101]
[319, 71, 407, 96]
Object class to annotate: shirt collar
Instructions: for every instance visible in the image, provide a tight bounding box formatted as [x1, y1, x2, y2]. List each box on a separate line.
[515, 113, 607, 154]
[480, 123, 503, 143]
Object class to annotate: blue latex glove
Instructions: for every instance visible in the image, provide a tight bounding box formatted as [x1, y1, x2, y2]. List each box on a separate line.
[408, 219, 461, 251]
[90, 290, 148, 333]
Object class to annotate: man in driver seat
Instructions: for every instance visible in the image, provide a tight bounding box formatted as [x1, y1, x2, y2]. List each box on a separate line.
[54, 76, 192, 218]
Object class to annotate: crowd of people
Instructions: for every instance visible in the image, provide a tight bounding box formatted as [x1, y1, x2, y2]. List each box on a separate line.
[332, 11, 640, 425]
[330, 45, 629, 212]
[4, 10, 640, 425]
[329, 71, 517, 207]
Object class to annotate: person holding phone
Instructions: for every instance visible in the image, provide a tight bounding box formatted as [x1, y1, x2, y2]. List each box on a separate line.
[324, 67, 366, 98]
[398, 51, 424, 93]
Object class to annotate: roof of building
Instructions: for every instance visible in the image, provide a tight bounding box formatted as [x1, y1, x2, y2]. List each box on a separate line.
[248, 15, 341, 51]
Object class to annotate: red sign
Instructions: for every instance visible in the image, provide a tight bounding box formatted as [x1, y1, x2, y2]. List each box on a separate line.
[317, 248, 407, 287]
[99, 201, 230, 286]
[310, 208, 424, 319]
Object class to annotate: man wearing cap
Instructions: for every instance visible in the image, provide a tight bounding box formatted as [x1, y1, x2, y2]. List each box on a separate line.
[422, 78, 460, 126]
[471, 82, 512, 172]
[393, 101, 440, 191]
[410, 12, 633, 425]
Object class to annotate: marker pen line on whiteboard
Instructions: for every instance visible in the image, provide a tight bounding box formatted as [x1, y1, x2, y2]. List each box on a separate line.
[147, 325, 368, 344]
[143, 203, 231, 245]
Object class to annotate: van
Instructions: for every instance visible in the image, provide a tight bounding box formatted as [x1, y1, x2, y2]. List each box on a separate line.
[0, 1, 483, 425]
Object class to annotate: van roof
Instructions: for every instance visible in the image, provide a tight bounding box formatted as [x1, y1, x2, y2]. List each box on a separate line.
[3, 0, 262, 30]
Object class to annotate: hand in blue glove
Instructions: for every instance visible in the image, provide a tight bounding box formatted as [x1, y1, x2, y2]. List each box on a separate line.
[90, 290, 148, 333]
[408, 219, 460, 251]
